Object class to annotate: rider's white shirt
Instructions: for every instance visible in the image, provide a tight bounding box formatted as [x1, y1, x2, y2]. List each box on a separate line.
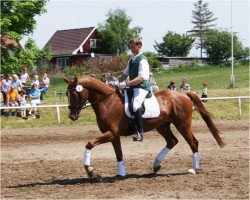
[123, 53, 149, 80]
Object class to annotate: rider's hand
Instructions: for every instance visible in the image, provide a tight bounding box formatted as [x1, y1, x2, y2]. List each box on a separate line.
[118, 82, 128, 89]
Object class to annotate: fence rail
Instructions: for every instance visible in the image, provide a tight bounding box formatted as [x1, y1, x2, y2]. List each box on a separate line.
[0, 96, 249, 123]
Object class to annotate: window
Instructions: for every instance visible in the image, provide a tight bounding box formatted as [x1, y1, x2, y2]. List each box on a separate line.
[57, 57, 69, 67]
[90, 39, 100, 49]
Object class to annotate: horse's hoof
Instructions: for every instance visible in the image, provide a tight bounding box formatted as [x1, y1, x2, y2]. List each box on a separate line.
[187, 168, 196, 174]
[153, 165, 161, 174]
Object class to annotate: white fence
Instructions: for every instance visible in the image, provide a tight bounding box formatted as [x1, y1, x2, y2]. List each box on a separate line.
[0, 96, 249, 123]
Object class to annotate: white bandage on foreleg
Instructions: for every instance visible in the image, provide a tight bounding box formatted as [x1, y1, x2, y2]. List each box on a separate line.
[156, 147, 170, 161]
[83, 148, 91, 166]
[117, 160, 126, 177]
[192, 152, 199, 170]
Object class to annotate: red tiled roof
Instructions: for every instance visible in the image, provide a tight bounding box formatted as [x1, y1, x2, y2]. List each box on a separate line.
[45, 27, 95, 56]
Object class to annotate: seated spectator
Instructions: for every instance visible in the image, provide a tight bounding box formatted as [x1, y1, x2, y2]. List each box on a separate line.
[11, 74, 23, 92]
[29, 82, 41, 118]
[33, 75, 40, 88]
[20, 68, 31, 86]
[108, 73, 119, 86]
[6, 85, 19, 116]
[201, 82, 208, 103]
[180, 79, 191, 92]
[18, 90, 28, 119]
[39, 73, 50, 100]
[167, 81, 176, 90]
[149, 72, 159, 93]
[101, 74, 108, 84]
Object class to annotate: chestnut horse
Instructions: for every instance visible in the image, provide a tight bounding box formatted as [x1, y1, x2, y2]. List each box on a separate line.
[64, 76, 224, 177]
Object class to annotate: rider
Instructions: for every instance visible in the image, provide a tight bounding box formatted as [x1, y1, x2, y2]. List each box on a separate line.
[118, 37, 150, 142]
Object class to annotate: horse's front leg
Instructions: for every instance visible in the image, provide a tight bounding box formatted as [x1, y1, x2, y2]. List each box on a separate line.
[83, 131, 115, 178]
[111, 137, 126, 177]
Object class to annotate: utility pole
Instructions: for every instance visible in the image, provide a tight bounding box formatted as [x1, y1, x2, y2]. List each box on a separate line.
[230, 0, 235, 87]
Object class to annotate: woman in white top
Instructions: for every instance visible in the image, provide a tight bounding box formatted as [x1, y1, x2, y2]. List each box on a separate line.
[20, 68, 30, 86]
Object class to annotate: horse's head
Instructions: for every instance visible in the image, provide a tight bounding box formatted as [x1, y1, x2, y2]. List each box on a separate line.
[64, 76, 89, 121]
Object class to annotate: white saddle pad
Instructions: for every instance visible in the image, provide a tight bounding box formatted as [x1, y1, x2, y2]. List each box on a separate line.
[124, 90, 160, 119]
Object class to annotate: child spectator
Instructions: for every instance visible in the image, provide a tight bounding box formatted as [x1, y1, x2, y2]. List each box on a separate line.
[18, 90, 28, 119]
[180, 79, 191, 92]
[29, 82, 41, 118]
[202, 82, 208, 102]
[167, 81, 176, 90]
[1, 74, 11, 105]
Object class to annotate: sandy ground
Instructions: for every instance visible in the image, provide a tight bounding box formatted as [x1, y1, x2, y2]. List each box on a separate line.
[1, 120, 249, 199]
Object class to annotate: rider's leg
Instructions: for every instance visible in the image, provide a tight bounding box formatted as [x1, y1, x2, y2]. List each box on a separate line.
[132, 88, 148, 141]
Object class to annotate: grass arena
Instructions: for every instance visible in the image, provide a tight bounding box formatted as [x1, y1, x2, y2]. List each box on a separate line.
[1, 120, 249, 199]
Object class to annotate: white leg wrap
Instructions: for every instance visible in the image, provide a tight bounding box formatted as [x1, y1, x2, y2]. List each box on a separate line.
[156, 147, 170, 161]
[83, 148, 91, 166]
[117, 160, 126, 177]
[193, 152, 199, 170]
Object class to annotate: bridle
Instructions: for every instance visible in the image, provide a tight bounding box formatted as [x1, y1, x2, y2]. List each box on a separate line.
[67, 87, 116, 111]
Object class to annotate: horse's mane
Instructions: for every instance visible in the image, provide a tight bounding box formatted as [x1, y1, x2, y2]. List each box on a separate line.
[77, 76, 115, 95]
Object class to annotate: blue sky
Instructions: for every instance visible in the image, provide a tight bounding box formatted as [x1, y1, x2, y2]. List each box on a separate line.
[22, 0, 250, 56]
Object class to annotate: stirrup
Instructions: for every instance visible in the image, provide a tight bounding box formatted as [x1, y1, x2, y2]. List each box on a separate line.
[133, 133, 143, 142]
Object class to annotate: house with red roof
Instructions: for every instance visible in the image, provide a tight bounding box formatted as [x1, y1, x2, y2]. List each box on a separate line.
[45, 27, 109, 67]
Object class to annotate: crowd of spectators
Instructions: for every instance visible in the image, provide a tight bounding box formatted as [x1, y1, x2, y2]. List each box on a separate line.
[0, 70, 50, 119]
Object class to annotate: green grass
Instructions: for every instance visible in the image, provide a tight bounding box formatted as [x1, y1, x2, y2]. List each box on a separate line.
[1, 64, 249, 129]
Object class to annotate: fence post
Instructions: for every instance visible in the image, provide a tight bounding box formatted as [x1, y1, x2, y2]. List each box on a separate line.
[238, 97, 242, 117]
[56, 105, 61, 123]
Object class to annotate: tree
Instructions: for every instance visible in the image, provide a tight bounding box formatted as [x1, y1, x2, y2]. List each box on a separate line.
[97, 8, 142, 55]
[154, 31, 195, 56]
[189, 0, 217, 58]
[203, 29, 245, 64]
[1, 0, 48, 74]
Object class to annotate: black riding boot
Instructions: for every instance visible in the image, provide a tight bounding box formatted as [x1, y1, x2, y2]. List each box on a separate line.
[133, 107, 144, 142]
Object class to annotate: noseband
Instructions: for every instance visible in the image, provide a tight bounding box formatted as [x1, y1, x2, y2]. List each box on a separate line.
[67, 88, 86, 111]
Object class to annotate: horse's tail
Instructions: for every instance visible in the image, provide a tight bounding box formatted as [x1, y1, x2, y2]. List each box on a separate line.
[186, 92, 225, 148]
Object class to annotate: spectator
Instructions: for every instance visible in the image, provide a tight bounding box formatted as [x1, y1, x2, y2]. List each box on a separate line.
[1, 74, 12, 105]
[20, 68, 31, 86]
[18, 90, 28, 119]
[101, 74, 108, 84]
[149, 72, 159, 93]
[167, 81, 176, 90]
[11, 74, 23, 92]
[39, 73, 50, 100]
[108, 73, 119, 86]
[33, 75, 40, 87]
[6, 85, 19, 116]
[29, 82, 41, 118]
[180, 79, 191, 92]
[201, 82, 208, 103]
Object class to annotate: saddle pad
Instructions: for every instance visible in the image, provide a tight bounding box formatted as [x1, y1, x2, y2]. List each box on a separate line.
[124, 90, 160, 119]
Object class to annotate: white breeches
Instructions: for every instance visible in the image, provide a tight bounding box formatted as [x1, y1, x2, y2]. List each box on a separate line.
[132, 88, 149, 112]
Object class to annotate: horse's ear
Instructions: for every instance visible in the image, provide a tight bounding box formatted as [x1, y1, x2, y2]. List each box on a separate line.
[73, 76, 78, 84]
[63, 76, 71, 84]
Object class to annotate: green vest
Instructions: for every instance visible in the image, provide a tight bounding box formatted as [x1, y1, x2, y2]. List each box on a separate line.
[128, 54, 150, 91]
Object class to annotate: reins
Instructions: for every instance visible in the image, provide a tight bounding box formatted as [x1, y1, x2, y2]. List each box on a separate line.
[67, 87, 116, 110]
[82, 90, 116, 110]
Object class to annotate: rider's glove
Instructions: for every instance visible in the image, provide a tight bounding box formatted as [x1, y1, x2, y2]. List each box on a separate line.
[118, 82, 128, 89]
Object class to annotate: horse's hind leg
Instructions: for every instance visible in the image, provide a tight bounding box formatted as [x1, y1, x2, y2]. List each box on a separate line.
[174, 124, 200, 173]
[154, 122, 178, 173]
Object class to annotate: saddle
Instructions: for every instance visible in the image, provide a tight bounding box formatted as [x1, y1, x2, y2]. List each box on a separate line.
[124, 89, 160, 119]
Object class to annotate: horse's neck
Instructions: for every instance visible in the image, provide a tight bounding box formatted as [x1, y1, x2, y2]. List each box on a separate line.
[82, 78, 114, 101]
